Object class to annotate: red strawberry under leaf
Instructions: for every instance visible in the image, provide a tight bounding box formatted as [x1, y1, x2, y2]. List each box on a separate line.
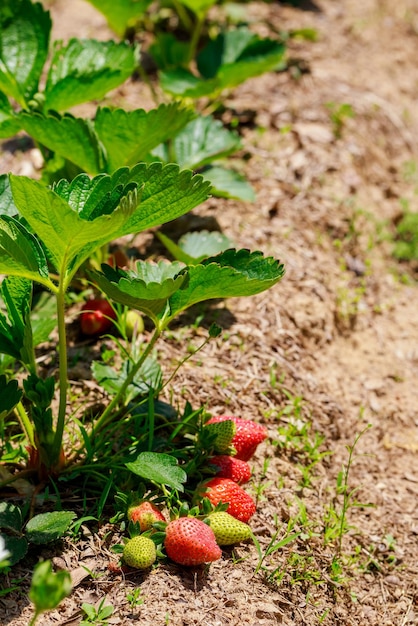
[80, 298, 116, 336]
[199, 477, 256, 523]
[206, 416, 267, 461]
[209, 455, 251, 484]
[164, 517, 222, 566]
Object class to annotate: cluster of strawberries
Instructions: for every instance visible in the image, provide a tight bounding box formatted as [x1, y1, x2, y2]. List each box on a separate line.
[121, 416, 268, 569]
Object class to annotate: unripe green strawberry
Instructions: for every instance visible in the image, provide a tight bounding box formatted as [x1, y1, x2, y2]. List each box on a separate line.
[202, 419, 236, 454]
[123, 535, 156, 569]
[164, 517, 222, 566]
[207, 511, 252, 545]
[127, 501, 166, 531]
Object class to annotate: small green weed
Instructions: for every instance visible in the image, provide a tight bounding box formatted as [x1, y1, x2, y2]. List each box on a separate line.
[80, 599, 114, 625]
[126, 587, 144, 608]
[323, 424, 373, 553]
[326, 102, 355, 138]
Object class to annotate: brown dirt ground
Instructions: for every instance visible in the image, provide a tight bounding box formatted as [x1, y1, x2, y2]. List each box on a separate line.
[1, 0, 418, 624]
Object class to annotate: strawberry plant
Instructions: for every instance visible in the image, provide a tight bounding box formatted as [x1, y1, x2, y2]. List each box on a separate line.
[0, 164, 284, 485]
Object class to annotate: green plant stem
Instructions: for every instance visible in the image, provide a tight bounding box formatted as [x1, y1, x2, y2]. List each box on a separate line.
[91, 324, 163, 436]
[14, 401, 35, 448]
[51, 285, 69, 466]
[28, 611, 40, 626]
[187, 15, 204, 66]
[172, 0, 194, 32]
[136, 62, 161, 106]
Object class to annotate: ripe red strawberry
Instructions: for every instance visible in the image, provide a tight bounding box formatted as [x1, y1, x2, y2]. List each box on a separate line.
[164, 517, 222, 566]
[199, 477, 256, 523]
[208, 455, 251, 484]
[123, 535, 156, 569]
[127, 501, 166, 532]
[207, 511, 252, 545]
[206, 416, 267, 461]
[80, 298, 116, 336]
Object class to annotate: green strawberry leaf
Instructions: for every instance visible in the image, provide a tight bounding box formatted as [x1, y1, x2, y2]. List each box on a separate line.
[94, 103, 195, 172]
[92, 356, 163, 402]
[44, 38, 137, 112]
[157, 230, 233, 264]
[9, 173, 137, 276]
[29, 561, 72, 613]
[0, 375, 22, 420]
[168, 249, 285, 317]
[83, 0, 152, 37]
[126, 452, 187, 492]
[199, 165, 256, 201]
[2, 536, 28, 567]
[177, 0, 217, 18]
[0, 0, 51, 106]
[159, 68, 219, 99]
[0, 92, 21, 139]
[148, 33, 190, 71]
[19, 111, 104, 174]
[0, 215, 51, 286]
[197, 29, 286, 89]
[160, 30, 286, 98]
[111, 163, 212, 236]
[25, 511, 76, 545]
[0, 174, 18, 216]
[0, 501, 23, 532]
[90, 261, 187, 321]
[158, 115, 242, 170]
[0, 276, 36, 368]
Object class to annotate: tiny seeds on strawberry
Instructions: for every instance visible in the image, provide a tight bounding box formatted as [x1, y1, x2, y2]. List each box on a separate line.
[127, 501, 166, 532]
[206, 416, 267, 461]
[207, 511, 252, 546]
[164, 517, 222, 566]
[208, 455, 251, 484]
[199, 477, 256, 523]
[123, 535, 157, 569]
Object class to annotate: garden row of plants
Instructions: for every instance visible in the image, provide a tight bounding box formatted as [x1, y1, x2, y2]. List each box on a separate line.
[0, 0, 289, 606]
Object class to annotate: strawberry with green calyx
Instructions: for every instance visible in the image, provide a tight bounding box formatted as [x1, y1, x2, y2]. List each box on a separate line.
[206, 511, 252, 545]
[164, 517, 222, 566]
[200, 418, 237, 455]
[206, 416, 267, 461]
[127, 501, 166, 532]
[208, 455, 251, 484]
[197, 477, 256, 523]
[123, 535, 157, 569]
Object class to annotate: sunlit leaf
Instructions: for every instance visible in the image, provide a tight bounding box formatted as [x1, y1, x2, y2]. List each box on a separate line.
[0, 215, 50, 285]
[200, 165, 255, 201]
[126, 452, 187, 491]
[19, 111, 104, 174]
[168, 249, 285, 316]
[94, 103, 195, 172]
[25, 511, 76, 544]
[91, 260, 186, 320]
[0, 0, 51, 105]
[84, 0, 152, 37]
[44, 38, 137, 111]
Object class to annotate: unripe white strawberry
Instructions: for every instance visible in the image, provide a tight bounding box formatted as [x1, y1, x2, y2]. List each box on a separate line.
[123, 535, 156, 569]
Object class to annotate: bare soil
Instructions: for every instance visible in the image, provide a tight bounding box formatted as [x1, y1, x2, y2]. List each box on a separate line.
[1, 0, 418, 624]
